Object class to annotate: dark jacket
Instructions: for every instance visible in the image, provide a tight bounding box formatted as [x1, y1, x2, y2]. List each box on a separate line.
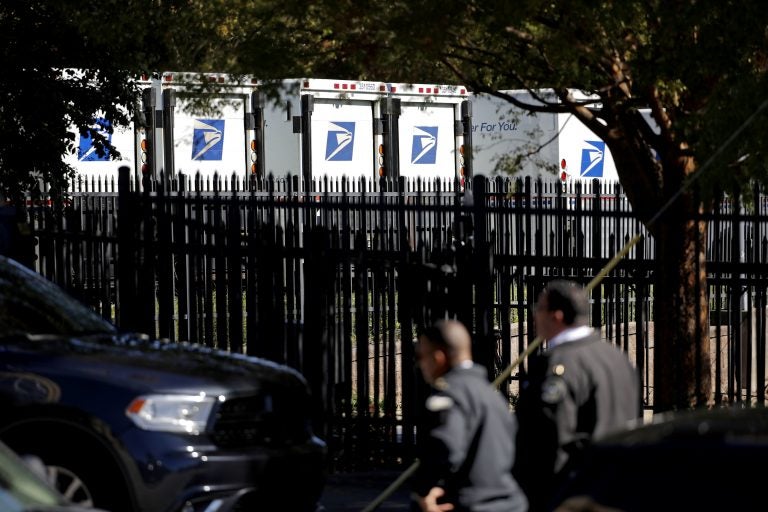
[513, 331, 641, 511]
[412, 364, 528, 512]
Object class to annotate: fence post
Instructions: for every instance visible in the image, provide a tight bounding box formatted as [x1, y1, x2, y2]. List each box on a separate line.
[303, 226, 332, 442]
[471, 175, 495, 373]
[138, 173, 157, 337]
[117, 166, 138, 331]
[227, 187, 244, 354]
[591, 180, 603, 326]
[174, 176, 190, 342]
[397, 176, 418, 456]
[156, 175, 174, 340]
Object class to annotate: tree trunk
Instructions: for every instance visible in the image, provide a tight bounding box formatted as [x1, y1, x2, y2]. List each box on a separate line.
[653, 189, 712, 411]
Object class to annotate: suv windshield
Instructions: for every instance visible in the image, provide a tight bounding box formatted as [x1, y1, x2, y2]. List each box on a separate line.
[0, 256, 116, 338]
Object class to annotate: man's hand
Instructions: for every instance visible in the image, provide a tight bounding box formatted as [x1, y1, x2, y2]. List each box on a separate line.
[416, 486, 455, 512]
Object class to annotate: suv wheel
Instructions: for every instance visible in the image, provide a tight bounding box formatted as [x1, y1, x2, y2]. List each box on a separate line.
[2, 422, 132, 512]
[44, 463, 95, 506]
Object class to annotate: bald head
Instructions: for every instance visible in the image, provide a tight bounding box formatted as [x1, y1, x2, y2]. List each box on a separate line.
[419, 319, 473, 366]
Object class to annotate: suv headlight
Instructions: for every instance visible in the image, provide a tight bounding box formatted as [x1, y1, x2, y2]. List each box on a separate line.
[126, 394, 216, 434]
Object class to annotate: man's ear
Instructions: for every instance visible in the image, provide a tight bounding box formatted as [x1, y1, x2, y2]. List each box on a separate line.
[553, 310, 565, 323]
[434, 348, 448, 368]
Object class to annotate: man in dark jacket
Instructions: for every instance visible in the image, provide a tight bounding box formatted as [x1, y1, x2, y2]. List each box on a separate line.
[514, 280, 642, 511]
[411, 319, 528, 512]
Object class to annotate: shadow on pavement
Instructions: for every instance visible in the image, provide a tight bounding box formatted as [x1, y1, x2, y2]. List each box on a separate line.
[320, 470, 412, 511]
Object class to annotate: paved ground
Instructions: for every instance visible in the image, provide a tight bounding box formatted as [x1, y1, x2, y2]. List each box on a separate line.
[317, 412, 661, 511]
[319, 469, 412, 511]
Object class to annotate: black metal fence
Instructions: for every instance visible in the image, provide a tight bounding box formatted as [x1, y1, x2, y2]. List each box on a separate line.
[22, 169, 768, 470]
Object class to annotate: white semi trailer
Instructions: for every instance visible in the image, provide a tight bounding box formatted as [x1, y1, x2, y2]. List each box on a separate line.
[64, 75, 158, 189]
[255, 79, 471, 186]
[66, 72, 260, 190]
[71, 77, 632, 189]
[68, 74, 472, 190]
[156, 72, 257, 186]
[469, 90, 620, 183]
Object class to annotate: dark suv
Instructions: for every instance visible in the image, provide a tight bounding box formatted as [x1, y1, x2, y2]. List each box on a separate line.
[0, 255, 326, 512]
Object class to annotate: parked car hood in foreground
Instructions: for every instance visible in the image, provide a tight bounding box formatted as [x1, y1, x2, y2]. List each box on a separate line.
[554, 405, 768, 512]
[0, 254, 308, 394]
[1, 331, 308, 394]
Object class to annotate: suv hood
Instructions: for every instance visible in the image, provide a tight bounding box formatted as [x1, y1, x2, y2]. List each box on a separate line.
[2, 332, 307, 395]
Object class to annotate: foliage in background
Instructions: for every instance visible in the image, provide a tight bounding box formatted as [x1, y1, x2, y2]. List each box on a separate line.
[0, 0, 302, 204]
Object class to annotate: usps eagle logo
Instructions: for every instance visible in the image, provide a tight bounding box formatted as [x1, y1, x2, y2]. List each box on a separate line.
[325, 122, 355, 161]
[192, 119, 224, 161]
[411, 126, 437, 164]
[580, 140, 605, 178]
[78, 118, 113, 161]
